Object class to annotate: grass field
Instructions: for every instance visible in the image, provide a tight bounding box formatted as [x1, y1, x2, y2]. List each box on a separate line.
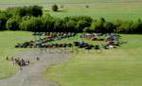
[0, 0, 142, 4]
[0, 31, 142, 86]
[45, 34, 142, 86]
[0, 0, 142, 20]
[0, 31, 33, 79]
[0, 0, 142, 83]
[49, 2, 142, 20]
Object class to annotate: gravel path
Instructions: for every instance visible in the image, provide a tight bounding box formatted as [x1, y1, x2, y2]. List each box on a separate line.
[0, 49, 71, 86]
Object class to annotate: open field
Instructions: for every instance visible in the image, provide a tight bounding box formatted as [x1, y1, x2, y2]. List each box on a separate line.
[0, 31, 142, 86]
[45, 34, 142, 86]
[0, 31, 34, 79]
[0, 0, 142, 4]
[0, 0, 142, 20]
[49, 2, 142, 20]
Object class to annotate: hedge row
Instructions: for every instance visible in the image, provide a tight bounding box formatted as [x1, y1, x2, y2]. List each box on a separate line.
[0, 5, 142, 33]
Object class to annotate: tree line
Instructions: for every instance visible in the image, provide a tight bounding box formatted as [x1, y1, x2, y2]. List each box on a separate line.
[0, 5, 142, 33]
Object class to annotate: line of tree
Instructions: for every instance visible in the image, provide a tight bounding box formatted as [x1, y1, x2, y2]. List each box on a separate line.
[0, 5, 142, 33]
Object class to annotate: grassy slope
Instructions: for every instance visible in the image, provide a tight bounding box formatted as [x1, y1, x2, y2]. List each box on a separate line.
[45, 34, 142, 86]
[0, 31, 33, 79]
[0, 0, 142, 4]
[49, 2, 142, 20]
[0, 0, 142, 20]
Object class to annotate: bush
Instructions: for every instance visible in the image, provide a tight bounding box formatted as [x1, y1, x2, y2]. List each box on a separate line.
[83, 27, 93, 33]
[52, 4, 58, 12]
[103, 22, 116, 33]
[6, 16, 21, 30]
[85, 5, 89, 8]
[0, 12, 10, 30]
[1, 6, 142, 33]
[6, 5, 43, 17]
[20, 17, 43, 31]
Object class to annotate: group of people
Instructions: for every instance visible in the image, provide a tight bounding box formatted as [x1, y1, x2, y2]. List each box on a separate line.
[6, 56, 40, 70]
[6, 57, 30, 67]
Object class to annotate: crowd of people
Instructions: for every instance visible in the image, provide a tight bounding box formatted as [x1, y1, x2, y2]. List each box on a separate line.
[6, 57, 30, 68]
[6, 56, 40, 70]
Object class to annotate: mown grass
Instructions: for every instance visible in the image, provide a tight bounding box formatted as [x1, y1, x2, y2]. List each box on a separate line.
[0, 31, 33, 79]
[45, 34, 142, 86]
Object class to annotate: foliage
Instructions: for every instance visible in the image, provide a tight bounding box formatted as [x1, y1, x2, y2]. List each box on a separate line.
[20, 17, 43, 31]
[6, 5, 43, 17]
[0, 6, 142, 33]
[52, 4, 58, 12]
[6, 16, 21, 30]
[0, 11, 10, 30]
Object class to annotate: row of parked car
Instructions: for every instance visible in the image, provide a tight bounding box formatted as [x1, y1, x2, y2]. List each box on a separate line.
[15, 32, 122, 50]
[15, 43, 73, 48]
[15, 32, 76, 48]
[33, 32, 76, 37]
[80, 33, 121, 49]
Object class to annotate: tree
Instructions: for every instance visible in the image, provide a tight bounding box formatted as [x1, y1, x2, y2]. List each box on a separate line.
[6, 7, 21, 17]
[65, 20, 76, 32]
[83, 27, 94, 33]
[85, 5, 89, 8]
[116, 20, 133, 33]
[76, 20, 89, 32]
[28, 5, 43, 17]
[6, 5, 43, 17]
[20, 17, 43, 31]
[131, 19, 142, 33]
[53, 18, 64, 32]
[52, 4, 58, 12]
[6, 16, 21, 30]
[41, 15, 55, 32]
[90, 19, 105, 33]
[0, 12, 9, 30]
[103, 22, 116, 33]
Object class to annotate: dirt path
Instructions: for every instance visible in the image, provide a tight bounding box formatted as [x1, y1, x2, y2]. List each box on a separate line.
[0, 49, 71, 86]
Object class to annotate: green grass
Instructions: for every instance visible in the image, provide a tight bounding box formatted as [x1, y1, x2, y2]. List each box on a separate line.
[0, 31, 33, 79]
[0, 0, 142, 20]
[49, 2, 142, 20]
[0, 0, 141, 4]
[45, 34, 142, 86]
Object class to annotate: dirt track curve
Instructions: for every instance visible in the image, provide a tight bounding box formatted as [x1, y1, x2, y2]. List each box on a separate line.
[0, 49, 71, 86]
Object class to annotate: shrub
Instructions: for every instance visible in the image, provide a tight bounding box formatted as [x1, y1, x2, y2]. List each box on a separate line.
[6, 16, 21, 30]
[52, 4, 58, 12]
[0, 12, 10, 30]
[6, 5, 43, 17]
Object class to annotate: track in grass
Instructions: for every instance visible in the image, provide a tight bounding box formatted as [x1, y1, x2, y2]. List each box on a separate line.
[0, 49, 71, 86]
[0, 31, 34, 79]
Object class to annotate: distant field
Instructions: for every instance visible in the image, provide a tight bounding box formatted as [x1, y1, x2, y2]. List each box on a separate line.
[0, 0, 142, 4]
[0, 31, 34, 79]
[0, 0, 142, 20]
[49, 2, 142, 20]
[45, 34, 142, 86]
